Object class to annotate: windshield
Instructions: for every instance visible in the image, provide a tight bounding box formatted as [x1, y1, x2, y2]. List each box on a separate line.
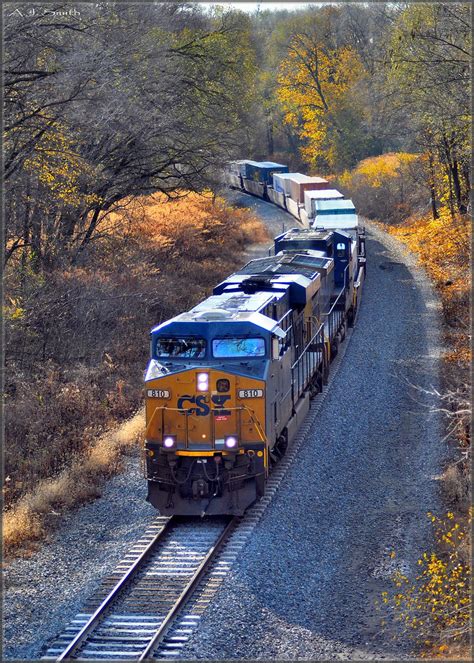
[155, 337, 206, 359]
[212, 337, 265, 358]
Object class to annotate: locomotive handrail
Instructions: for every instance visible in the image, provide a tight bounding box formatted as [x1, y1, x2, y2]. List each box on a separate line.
[290, 322, 326, 404]
[291, 321, 324, 370]
[322, 284, 346, 318]
[277, 308, 293, 327]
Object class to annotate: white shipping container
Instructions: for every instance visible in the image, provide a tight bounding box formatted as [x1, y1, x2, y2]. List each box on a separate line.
[286, 197, 301, 221]
[304, 189, 344, 217]
[272, 172, 300, 195]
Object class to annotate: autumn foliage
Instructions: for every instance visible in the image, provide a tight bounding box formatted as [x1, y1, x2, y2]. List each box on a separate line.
[380, 511, 472, 656]
[4, 193, 267, 518]
[338, 153, 427, 224]
[277, 34, 369, 172]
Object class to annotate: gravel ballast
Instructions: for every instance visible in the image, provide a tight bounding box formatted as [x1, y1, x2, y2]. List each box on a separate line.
[176, 206, 445, 659]
[4, 195, 444, 661]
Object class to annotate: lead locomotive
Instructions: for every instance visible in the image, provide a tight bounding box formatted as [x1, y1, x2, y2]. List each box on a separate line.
[143, 162, 366, 516]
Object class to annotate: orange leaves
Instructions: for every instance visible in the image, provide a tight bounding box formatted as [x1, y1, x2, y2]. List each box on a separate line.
[108, 191, 267, 251]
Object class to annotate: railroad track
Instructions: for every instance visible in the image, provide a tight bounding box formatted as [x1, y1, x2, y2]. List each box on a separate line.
[43, 291, 359, 661]
[43, 516, 236, 660]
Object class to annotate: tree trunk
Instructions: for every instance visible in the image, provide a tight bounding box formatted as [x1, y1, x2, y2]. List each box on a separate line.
[30, 207, 42, 272]
[266, 116, 274, 157]
[428, 152, 439, 220]
[73, 206, 102, 262]
[450, 156, 466, 214]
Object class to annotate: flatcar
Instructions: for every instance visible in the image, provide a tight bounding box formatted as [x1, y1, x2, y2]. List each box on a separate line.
[143, 189, 366, 515]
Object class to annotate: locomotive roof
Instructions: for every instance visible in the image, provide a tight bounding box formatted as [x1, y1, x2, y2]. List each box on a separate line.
[277, 228, 333, 241]
[151, 290, 287, 338]
[191, 290, 286, 315]
[237, 252, 330, 278]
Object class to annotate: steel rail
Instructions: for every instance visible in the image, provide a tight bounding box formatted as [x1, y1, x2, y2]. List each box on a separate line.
[55, 518, 172, 661]
[138, 516, 237, 660]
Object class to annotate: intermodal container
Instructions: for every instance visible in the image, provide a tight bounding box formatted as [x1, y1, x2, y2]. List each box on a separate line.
[287, 174, 329, 204]
[304, 189, 344, 217]
[240, 161, 288, 184]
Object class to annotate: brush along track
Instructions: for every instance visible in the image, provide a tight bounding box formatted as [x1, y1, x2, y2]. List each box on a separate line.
[43, 516, 236, 660]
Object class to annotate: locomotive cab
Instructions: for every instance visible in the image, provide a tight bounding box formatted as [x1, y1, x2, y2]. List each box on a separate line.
[144, 306, 285, 516]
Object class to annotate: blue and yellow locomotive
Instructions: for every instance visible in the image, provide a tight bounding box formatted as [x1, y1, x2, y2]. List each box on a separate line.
[144, 222, 365, 516]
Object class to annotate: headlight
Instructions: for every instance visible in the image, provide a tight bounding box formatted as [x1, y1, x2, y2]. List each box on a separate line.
[144, 359, 166, 382]
[224, 436, 238, 449]
[163, 436, 176, 449]
[197, 372, 209, 392]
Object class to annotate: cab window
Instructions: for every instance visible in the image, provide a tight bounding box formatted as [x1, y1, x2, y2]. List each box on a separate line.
[155, 337, 206, 359]
[212, 337, 265, 358]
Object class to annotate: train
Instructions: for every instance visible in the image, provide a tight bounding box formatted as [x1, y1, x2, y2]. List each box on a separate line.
[143, 160, 366, 517]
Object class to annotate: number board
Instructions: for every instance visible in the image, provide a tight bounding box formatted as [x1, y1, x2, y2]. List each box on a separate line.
[147, 389, 170, 399]
[238, 389, 264, 399]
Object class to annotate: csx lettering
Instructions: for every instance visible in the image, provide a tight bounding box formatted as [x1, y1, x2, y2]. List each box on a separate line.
[177, 394, 231, 416]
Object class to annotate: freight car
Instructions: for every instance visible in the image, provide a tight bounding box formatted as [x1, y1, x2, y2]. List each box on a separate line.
[143, 205, 366, 516]
[225, 159, 354, 228]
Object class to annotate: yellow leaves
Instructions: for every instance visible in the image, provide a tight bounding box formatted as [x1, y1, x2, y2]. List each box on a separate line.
[276, 33, 366, 169]
[351, 152, 419, 188]
[11, 307, 24, 320]
[4, 297, 25, 321]
[24, 120, 94, 208]
[380, 511, 470, 651]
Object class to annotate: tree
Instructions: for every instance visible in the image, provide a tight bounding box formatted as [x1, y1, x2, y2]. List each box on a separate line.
[387, 4, 471, 215]
[275, 6, 378, 172]
[3, 3, 258, 268]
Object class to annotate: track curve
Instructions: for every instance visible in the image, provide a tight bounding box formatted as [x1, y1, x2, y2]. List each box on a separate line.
[173, 194, 445, 660]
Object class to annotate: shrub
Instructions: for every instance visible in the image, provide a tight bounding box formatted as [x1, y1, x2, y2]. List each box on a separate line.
[337, 152, 429, 224]
[380, 511, 471, 656]
[4, 192, 268, 511]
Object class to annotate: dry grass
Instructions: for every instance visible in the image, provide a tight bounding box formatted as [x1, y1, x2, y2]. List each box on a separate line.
[440, 464, 471, 515]
[4, 191, 267, 557]
[3, 409, 145, 558]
